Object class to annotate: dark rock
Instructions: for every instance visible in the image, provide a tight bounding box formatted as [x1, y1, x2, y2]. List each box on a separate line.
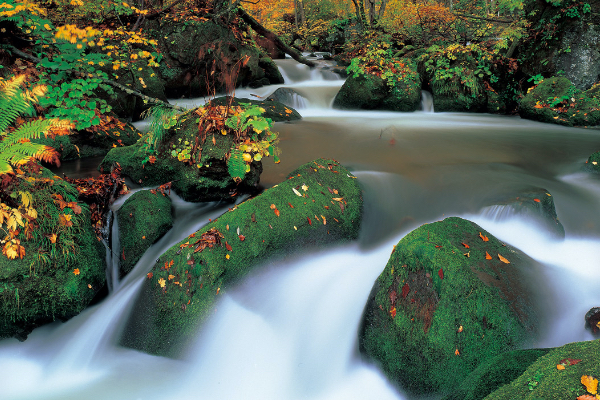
[117, 190, 173, 277]
[120, 159, 363, 356]
[585, 307, 600, 337]
[585, 150, 600, 173]
[265, 87, 308, 109]
[359, 217, 544, 395]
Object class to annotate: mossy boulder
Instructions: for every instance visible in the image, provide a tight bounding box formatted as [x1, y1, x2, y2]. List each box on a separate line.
[585, 150, 600, 173]
[333, 67, 421, 112]
[0, 167, 106, 340]
[265, 88, 309, 109]
[117, 190, 173, 278]
[149, 20, 283, 98]
[208, 96, 301, 121]
[359, 217, 543, 395]
[99, 108, 263, 202]
[484, 340, 600, 399]
[34, 120, 142, 162]
[120, 159, 363, 356]
[442, 348, 551, 400]
[484, 188, 565, 239]
[519, 77, 600, 127]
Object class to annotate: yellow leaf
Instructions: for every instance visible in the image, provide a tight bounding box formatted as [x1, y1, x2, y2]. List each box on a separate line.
[332, 197, 343, 202]
[302, 184, 309, 191]
[582, 375, 598, 395]
[20, 191, 32, 207]
[557, 364, 565, 370]
[498, 254, 510, 264]
[168, 274, 175, 280]
[73, 268, 80, 275]
[158, 278, 166, 288]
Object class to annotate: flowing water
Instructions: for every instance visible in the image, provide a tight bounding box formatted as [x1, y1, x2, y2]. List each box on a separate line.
[2, 56, 600, 400]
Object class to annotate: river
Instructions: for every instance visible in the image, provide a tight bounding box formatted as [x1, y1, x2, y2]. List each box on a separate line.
[1, 55, 600, 400]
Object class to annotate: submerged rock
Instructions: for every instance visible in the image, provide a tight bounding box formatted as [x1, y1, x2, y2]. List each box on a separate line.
[120, 159, 363, 356]
[483, 188, 565, 239]
[519, 77, 600, 127]
[0, 167, 106, 340]
[117, 189, 173, 278]
[483, 339, 600, 399]
[359, 217, 543, 395]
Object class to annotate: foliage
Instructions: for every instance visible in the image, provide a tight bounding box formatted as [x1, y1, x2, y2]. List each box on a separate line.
[1, 0, 161, 130]
[141, 101, 279, 182]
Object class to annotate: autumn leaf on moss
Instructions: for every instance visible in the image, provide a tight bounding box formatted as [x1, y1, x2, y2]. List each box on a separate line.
[158, 278, 166, 288]
[582, 375, 598, 395]
[59, 214, 73, 227]
[485, 252, 492, 260]
[73, 268, 80, 275]
[479, 232, 489, 241]
[498, 254, 510, 264]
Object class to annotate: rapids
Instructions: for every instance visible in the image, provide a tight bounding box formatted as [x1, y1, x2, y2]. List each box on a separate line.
[2, 55, 600, 400]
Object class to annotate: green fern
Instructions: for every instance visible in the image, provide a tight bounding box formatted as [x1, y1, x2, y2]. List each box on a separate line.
[142, 105, 181, 148]
[0, 75, 74, 174]
[227, 148, 246, 182]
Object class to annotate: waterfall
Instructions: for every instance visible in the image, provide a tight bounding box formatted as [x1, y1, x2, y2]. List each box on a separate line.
[420, 90, 434, 112]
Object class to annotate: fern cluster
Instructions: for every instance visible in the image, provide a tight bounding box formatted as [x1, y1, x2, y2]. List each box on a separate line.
[0, 75, 74, 174]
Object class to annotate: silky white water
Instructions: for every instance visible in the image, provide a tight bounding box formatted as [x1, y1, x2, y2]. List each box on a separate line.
[2, 56, 600, 400]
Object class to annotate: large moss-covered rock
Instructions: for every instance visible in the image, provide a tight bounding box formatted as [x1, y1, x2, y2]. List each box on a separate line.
[359, 217, 542, 395]
[149, 20, 283, 98]
[519, 77, 600, 127]
[99, 108, 262, 202]
[442, 348, 550, 400]
[484, 340, 600, 399]
[117, 190, 173, 278]
[0, 167, 106, 340]
[585, 150, 600, 173]
[333, 67, 422, 112]
[520, 0, 600, 91]
[120, 159, 363, 356]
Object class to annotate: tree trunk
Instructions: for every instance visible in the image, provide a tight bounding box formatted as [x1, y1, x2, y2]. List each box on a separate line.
[367, 0, 375, 25]
[238, 9, 316, 67]
[377, 0, 388, 20]
[350, 0, 364, 28]
[297, 0, 306, 26]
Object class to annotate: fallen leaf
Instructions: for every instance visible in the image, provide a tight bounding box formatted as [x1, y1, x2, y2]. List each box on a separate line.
[302, 184, 308, 191]
[498, 254, 510, 264]
[556, 364, 566, 370]
[288, 202, 294, 208]
[321, 215, 326, 225]
[534, 198, 541, 203]
[455, 349, 460, 355]
[390, 307, 397, 318]
[226, 242, 232, 251]
[401, 283, 410, 298]
[73, 268, 80, 275]
[158, 278, 166, 288]
[438, 268, 444, 279]
[270, 204, 277, 209]
[485, 252, 492, 260]
[332, 197, 343, 202]
[462, 242, 470, 248]
[274, 208, 280, 217]
[560, 358, 582, 366]
[458, 325, 463, 333]
[390, 290, 397, 304]
[59, 214, 73, 227]
[147, 272, 153, 279]
[226, 254, 230, 260]
[168, 274, 175, 280]
[307, 217, 312, 225]
[292, 188, 302, 196]
[576, 395, 597, 400]
[581, 375, 598, 395]
[479, 232, 489, 242]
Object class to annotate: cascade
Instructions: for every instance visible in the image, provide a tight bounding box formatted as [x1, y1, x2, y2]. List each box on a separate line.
[3, 57, 600, 400]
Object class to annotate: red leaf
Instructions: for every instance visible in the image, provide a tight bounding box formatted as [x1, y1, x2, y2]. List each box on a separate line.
[307, 217, 312, 225]
[122, 249, 126, 260]
[390, 307, 397, 318]
[401, 283, 410, 298]
[274, 208, 280, 217]
[225, 242, 232, 251]
[462, 242, 469, 248]
[390, 290, 397, 304]
[238, 235, 245, 241]
[438, 268, 444, 280]
[534, 198, 541, 203]
[560, 358, 582, 366]
[288, 202, 294, 208]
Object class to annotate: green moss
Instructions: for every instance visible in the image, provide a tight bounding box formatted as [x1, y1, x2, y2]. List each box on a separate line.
[443, 348, 550, 400]
[120, 159, 363, 356]
[585, 150, 600, 173]
[519, 77, 600, 127]
[117, 190, 173, 277]
[0, 168, 106, 339]
[485, 340, 600, 400]
[359, 217, 541, 395]
[208, 97, 301, 122]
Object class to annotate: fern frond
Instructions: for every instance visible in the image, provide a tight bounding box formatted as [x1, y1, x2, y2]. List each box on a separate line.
[0, 119, 55, 147]
[0, 153, 14, 175]
[227, 148, 246, 181]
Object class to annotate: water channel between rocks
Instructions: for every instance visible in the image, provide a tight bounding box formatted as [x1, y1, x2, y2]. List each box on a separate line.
[1, 56, 600, 400]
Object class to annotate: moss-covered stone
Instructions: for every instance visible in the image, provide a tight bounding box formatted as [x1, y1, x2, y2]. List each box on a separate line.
[443, 348, 551, 400]
[359, 217, 542, 395]
[519, 77, 600, 127]
[484, 340, 600, 400]
[34, 120, 143, 162]
[585, 150, 600, 173]
[208, 96, 301, 121]
[120, 159, 362, 356]
[99, 108, 262, 202]
[333, 68, 421, 112]
[148, 20, 283, 98]
[117, 190, 173, 277]
[485, 188, 565, 239]
[0, 167, 106, 340]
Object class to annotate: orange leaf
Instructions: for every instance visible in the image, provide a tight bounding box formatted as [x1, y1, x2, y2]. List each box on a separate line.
[307, 217, 312, 225]
[73, 268, 80, 275]
[485, 252, 492, 260]
[556, 364, 565, 370]
[581, 375, 598, 395]
[498, 254, 510, 264]
[147, 272, 153, 279]
[479, 232, 489, 242]
[576, 395, 597, 400]
[534, 198, 541, 203]
[274, 208, 280, 217]
[390, 307, 396, 317]
[225, 242, 232, 251]
[462, 242, 469, 248]
[148, 155, 156, 164]
[270, 204, 277, 209]
[59, 214, 73, 227]
[455, 349, 460, 355]
[238, 234, 245, 241]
